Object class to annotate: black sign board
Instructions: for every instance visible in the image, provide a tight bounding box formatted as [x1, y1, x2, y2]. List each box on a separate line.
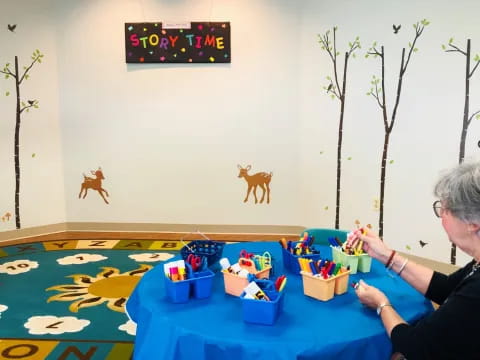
[125, 22, 231, 63]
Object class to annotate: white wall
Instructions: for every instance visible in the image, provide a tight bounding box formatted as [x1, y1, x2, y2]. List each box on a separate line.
[55, 0, 303, 226]
[0, 0, 479, 265]
[0, 0, 65, 230]
[299, 0, 480, 265]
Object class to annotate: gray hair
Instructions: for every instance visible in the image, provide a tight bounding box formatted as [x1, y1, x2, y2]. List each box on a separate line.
[434, 162, 480, 224]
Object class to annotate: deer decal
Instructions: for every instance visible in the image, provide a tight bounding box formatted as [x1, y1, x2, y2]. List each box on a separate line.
[237, 165, 272, 204]
[79, 167, 109, 204]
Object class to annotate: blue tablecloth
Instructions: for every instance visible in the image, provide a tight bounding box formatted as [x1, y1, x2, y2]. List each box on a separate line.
[126, 242, 434, 360]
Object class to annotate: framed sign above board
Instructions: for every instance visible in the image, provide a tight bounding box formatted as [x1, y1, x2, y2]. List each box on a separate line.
[125, 22, 231, 63]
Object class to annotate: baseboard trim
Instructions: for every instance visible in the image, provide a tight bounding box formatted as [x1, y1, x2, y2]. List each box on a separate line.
[0, 222, 303, 246]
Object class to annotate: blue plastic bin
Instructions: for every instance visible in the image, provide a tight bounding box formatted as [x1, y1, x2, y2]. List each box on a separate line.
[192, 269, 215, 299]
[164, 276, 191, 303]
[282, 243, 321, 275]
[240, 290, 284, 325]
[164, 263, 215, 303]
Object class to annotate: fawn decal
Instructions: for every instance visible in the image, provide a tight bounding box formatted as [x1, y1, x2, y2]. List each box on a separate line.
[79, 168, 109, 204]
[237, 165, 272, 204]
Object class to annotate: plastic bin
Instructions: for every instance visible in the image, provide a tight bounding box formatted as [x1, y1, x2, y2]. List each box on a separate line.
[282, 245, 321, 275]
[331, 246, 359, 274]
[333, 269, 350, 295]
[222, 267, 272, 296]
[164, 265, 215, 303]
[357, 253, 372, 273]
[301, 269, 350, 301]
[240, 289, 284, 325]
[181, 240, 225, 267]
[331, 246, 372, 274]
[301, 272, 336, 301]
[164, 276, 191, 303]
[191, 269, 215, 299]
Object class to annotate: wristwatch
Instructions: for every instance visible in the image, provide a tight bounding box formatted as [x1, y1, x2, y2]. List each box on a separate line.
[376, 302, 392, 316]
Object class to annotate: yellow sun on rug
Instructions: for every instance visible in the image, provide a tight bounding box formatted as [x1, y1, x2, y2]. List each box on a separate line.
[46, 265, 152, 313]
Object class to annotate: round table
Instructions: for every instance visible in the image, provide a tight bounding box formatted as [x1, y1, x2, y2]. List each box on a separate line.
[126, 241, 434, 360]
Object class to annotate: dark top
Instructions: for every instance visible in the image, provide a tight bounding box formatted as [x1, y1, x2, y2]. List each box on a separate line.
[391, 260, 480, 359]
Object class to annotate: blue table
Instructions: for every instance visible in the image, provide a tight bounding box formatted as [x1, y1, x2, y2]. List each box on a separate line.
[126, 242, 434, 360]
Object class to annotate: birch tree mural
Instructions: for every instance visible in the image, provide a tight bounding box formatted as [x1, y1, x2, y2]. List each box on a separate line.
[366, 19, 429, 238]
[318, 27, 360, 229]
[442, 38, 480, 264]
[0, 49, 43, 229]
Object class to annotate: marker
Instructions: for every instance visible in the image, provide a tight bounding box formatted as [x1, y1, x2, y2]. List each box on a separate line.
[170, 266, 179, 281]
[275, 275, 287, 291]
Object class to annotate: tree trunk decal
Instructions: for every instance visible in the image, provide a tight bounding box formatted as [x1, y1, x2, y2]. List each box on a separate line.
[442, 38, 480, 264]
[318, 27, 360, 229]
[1, 50, 43, 229]
[366, 20, 429, 238]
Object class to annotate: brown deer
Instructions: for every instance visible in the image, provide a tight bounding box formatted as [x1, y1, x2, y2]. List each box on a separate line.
[237, 165, 272, 204]
[79, 168, 109, 204]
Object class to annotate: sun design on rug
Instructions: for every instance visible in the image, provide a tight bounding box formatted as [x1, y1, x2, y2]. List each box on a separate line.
[46, 264, 152, 313]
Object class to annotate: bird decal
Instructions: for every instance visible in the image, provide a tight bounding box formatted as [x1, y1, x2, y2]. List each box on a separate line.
[7, 24, 16, 32]
[28, 100, 35, 105]
[393, 24, 401, 34]
[419, 240, 428, 248]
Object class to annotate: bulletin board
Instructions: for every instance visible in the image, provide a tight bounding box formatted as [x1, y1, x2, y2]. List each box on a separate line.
[125, 22, 231, 63]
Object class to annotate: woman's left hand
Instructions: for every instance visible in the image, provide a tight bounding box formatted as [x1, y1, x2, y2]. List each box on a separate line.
[354, 279, 389, 310]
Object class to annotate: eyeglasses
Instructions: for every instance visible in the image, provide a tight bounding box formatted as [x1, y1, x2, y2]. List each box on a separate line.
[433, 200, 443, 218]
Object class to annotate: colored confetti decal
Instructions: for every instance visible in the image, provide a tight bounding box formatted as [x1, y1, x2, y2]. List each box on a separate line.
[125, 22, 231, 63]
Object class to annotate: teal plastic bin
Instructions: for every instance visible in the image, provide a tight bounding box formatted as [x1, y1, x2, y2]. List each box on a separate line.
[301, 228, 349, 246]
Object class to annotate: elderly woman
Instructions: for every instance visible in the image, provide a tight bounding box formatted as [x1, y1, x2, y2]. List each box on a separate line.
[348, 161, 480, 359]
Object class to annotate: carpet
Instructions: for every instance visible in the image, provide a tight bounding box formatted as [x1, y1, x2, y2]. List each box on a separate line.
[0, 239, 181, 360]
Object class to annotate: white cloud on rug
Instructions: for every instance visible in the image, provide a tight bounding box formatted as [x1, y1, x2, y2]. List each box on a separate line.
[129, 253, 174, 262]
[24, 315, 90, 335]
[0, 260, 39, 275]
[56, 253, 107, 265]
[119, 319, 136, 335]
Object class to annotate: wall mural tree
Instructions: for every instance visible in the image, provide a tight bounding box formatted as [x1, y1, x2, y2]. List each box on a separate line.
[318, 27, 360, 229]
[366, 19, 429, 238]
[442, 38, 480, 264]
[0, 33, 43, 229]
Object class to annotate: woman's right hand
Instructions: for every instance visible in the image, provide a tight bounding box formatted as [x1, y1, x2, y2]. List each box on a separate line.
[347, 228, 392, 265]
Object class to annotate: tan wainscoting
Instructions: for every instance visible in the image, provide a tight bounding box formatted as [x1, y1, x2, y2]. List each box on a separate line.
[0, 222, 303, 246]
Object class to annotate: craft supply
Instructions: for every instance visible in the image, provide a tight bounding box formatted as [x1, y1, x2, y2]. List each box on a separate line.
[220, 258, 233, 272]
[275, 275, 287, 291]
[244, 281, 270, 301]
